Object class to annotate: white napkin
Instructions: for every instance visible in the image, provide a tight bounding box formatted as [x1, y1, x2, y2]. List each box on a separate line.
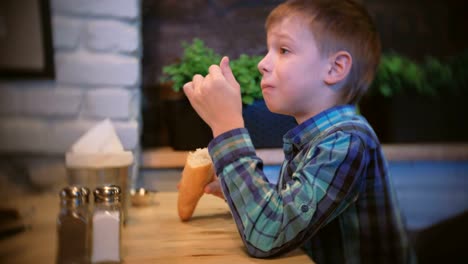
[66, 119, 133, 169]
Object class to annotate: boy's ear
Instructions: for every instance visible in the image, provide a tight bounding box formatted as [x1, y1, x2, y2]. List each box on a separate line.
[324, 51, 352, 86]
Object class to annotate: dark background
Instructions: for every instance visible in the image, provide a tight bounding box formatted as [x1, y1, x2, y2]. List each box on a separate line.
[141, 0, 468, 148]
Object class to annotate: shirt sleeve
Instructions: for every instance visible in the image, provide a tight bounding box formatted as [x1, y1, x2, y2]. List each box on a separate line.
[208, 128, 368, 258]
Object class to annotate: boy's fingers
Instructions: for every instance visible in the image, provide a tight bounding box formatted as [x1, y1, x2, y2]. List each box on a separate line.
[208, 64, 224, 79]
[204, 180, 217, 194]
[204, 179, 219, 189]
[185, 74, 204, 98]
[183, 81, 194, 97]
[220, 56, 239, 89]
[192, 74, 204, 91]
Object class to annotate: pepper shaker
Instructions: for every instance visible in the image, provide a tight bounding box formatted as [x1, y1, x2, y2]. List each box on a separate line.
[56, 186, 91, 264]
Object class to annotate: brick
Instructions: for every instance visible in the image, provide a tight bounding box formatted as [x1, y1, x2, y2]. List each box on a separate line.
[55, 52, 140, 86]
[0, 118, 51, 153]
[0, 117, 139, 154]
[53, 15, 83, 50]
[51, 0, 139, 19]
[86, 20, 139, 53]
[84, 88, 131, 119]
[0, 118, 89, 154]
[0, 83, 82, 117]
[23, 87, 82, 117]
[0, 82, 47, 114]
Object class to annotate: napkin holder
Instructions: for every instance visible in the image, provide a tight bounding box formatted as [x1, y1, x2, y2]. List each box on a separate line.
[65, 152, 133, 224]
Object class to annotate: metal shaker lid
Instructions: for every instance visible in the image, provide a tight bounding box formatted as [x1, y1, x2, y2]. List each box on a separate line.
[94, 185, 121, 203]
[59, 186, 90, 204]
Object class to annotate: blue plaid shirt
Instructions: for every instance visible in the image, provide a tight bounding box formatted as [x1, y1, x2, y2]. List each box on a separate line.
[208, 105, 414, 263]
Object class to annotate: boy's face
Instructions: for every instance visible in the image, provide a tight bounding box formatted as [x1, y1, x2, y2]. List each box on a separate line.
[258, 17, 330, 122]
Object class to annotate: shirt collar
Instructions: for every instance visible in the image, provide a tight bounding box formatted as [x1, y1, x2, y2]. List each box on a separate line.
[282, 105, 357, 158]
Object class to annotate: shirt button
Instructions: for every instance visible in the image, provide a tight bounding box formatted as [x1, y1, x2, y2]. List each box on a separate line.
[300, 204, 309, 213]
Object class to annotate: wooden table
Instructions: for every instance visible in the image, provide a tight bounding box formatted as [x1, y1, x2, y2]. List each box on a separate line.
[0, 192, 313, 263]
[142, 144, 468, 169]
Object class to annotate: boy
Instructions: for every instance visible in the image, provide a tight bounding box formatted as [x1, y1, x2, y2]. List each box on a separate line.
[183, 0, 415, 263]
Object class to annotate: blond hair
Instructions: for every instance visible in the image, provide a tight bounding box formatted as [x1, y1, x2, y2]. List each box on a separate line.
[266, 0, 381, 104]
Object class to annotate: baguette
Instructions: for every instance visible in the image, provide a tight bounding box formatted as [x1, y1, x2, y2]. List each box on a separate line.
[177, 148, 214, 221]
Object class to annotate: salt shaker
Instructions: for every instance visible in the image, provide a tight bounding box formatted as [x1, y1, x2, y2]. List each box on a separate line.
[91, 185, 122, 263]
[56, 186, 91, 264]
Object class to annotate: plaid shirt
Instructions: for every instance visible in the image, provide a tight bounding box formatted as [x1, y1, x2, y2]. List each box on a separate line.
[208, 105, 415, 263]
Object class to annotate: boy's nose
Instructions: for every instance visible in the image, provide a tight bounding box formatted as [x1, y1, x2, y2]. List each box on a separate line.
[257, 55, 270, 75]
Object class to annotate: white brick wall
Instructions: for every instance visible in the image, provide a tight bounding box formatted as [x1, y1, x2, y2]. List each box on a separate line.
[52, 0, 139, 19]
[0, 0, 142, 188]
[0, 82, 82, 117]
[53, 16, 83, 50]
[84, 88, 132, 119]
[86, 20, 139, 53]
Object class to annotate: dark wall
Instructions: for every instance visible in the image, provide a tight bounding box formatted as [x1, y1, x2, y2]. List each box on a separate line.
[142, 0, 283, 87]
[369, 0, 466, 61]
[142, 0, 468, 147]
[143, 0, 467, 87]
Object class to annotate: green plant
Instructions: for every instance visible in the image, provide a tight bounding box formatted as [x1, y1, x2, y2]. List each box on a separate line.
[160, 38, 264, 105]
[447, 49, 468, 94]
[369, 52, 453, 97]
[160, 38, 221, 92]
[371, 53, 425, 97]
[230, 54, 263, 104]
[423, 56, 453, 95]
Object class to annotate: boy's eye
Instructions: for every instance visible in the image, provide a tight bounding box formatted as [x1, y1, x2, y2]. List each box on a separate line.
[280, 48, 290, 54]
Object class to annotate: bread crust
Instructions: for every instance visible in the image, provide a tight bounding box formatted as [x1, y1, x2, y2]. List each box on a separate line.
[177, 154, 214, 221]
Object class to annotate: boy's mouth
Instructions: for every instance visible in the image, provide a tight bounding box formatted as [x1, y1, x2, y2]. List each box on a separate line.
[261, 82, 274, 91]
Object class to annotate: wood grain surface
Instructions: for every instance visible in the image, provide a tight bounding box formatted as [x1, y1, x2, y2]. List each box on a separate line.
[0, 192, 313, 263]
[142, 144, 468, 168]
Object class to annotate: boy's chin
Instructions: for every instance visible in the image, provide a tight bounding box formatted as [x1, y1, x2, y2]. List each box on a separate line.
[263, 99, 275, 112]
[264, 100, 287, 115]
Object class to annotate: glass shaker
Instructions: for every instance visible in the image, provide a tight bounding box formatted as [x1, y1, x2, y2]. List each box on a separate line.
[56, 186, 91, 264]
[91, 185, 122, 264]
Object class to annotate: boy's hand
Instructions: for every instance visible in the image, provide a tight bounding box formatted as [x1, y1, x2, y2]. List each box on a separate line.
[177, 176, 225, 200]
[204, 178, 225, 200]
[183, 56, 244, 137]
